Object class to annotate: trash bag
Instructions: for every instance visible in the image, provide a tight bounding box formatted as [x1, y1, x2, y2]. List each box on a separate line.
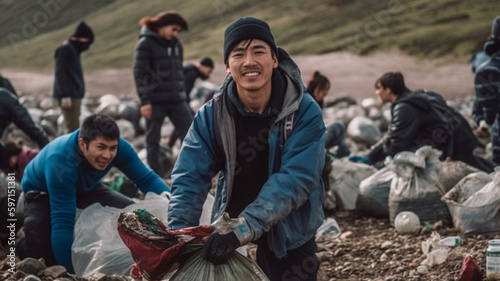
[72, 192, 170, 276]
[329, 158, 377, 210]
[118, 210, 268, 281]
[442, 171, 500, 235]
[170, 244, 269, 281]
[356, 167, 394, 218]
[386, 146, 451, 225]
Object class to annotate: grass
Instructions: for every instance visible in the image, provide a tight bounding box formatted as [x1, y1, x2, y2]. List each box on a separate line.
[0, 0, 497, 69]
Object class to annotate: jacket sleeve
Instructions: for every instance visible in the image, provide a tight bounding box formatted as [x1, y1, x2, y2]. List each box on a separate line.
[367, 102, 423, 163]
[167, 104, 221, 229]
[54, 45, 76, 97]
[474, 67, 500, 125]
[115, 138, 171, 194]
[133, 38, 152, 105]
[241, 98, 326, 240]
[8, 92, 49, 148]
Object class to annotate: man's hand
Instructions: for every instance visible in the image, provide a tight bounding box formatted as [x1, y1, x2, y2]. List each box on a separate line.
[140, 104, 152, 120]
[202, 231, 240, 265]
[348, 155, 372, 165]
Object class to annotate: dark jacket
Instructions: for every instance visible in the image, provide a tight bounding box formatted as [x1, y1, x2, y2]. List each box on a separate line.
[53, 41, 85, 99]
[183, 63, 205, 104]
[0, 76, 17, 95]
[133, 27, 186, 105]
[0, 89, 48, 148]
[473, 51, 500, 126]
[368, 89, 482, 163]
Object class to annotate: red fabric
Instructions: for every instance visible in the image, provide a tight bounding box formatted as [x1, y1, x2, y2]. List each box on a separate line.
[117, 213, 214, 280]
[458, 256, 483, 281]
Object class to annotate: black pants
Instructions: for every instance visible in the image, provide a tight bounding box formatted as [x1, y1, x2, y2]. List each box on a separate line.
[17, 184, 134, 267]
[146, 101, 193, 177]
[453, 152, 496, 173]
[257, 237, 319, 281]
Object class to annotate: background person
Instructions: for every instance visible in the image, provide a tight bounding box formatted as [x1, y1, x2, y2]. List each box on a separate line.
[53, 21, 94, 134]
[168, 57, 214, 148]
[133, 11, 192, 178]
[167, 17, 325, 281]
[350, 72, 495, 173]
[473, 15, 500, 165]
[17, 114, 171, 274]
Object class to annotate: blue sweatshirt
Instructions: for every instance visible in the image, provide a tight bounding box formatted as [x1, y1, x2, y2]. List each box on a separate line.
[22, 130, 170, 273]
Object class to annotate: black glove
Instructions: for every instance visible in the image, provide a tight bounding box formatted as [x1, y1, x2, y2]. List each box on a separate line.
[202, 231, 240, 265]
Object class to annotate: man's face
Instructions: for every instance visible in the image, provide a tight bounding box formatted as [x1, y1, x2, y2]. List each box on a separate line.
[375, 82, 392, 103]
[79, 136, 118, 171]
[159, 24, 182, 40]
[225, 39, 278, 94]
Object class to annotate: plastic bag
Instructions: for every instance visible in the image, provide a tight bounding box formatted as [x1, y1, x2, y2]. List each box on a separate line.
[118, 210, 268, 281]
[316, 217, 342, 238]
[329, 158, 377, 210]
[442, 171, 500, 235]
[356, 167, 394, 218]
[386, 146, 451, 225]
[72, 192, 170, 276]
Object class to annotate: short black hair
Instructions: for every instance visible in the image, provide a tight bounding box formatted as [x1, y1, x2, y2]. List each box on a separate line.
[375, 72, 406, 96]
[0, 142, 21, 169]
[79, 114, 120, 147]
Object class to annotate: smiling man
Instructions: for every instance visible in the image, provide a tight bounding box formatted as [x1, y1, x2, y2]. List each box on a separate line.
[18, 114, 170, 274]
[167, 17, 325, 280]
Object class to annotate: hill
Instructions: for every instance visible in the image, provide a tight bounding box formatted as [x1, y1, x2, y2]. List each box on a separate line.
[0, 0, 498, 70]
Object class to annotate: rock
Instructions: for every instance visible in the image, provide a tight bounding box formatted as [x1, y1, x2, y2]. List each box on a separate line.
[44, 265, 67, 279]
[14, 271, 26, 279]
[22, 275, 41, 281]
[381, 241, 393, 249]
[16, 258, 46, 276]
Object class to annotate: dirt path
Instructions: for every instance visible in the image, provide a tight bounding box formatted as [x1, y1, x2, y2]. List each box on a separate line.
[1, 49, 474, 101]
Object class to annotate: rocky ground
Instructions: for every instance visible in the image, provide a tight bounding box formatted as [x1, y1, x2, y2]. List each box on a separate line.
[0, 209, 497, 281]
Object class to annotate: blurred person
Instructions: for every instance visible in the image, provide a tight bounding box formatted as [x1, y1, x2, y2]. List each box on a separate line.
[168, 57, 214, 147]
[473, 15, 500, 165]
[349, 72, 495, 173]
[167, 17, 325, 280]
[133, 11, 192, 178]
[0, 142, 39, 182]
[306, 70, 350, 158]
[53, 21, 94, 134]
[17, 114, 171, 274]
[0, 88, 49, 149]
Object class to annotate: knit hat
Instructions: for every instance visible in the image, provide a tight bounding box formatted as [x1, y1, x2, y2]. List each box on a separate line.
[491, 15, 500, 39]
[72, 21, 94, 43]
[200, 57, 214, 68]
[223, 17, 277, 64]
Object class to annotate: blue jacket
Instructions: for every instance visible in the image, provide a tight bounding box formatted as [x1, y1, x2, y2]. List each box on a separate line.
[167, 48, 325, 259]
[22, 130, 170, 272]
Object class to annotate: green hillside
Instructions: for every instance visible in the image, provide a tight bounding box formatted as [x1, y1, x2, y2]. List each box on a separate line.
[0, 0, 497, 70]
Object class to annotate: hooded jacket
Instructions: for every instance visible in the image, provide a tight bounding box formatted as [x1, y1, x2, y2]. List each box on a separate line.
[53, 40, 85, 99]
[167, 48, 326, 258]
[0, 89, 48, 148]
[133, 27, 186, 105]
[473, 51, 500, 126]
[368, 89, 482, 163]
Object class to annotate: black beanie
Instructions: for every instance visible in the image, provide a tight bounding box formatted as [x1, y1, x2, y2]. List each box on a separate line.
[200, 57, 214, 68]
[223, 17, 277, 64]
[72, 21, 94, 43]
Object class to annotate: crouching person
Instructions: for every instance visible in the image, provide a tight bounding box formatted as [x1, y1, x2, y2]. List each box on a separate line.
[17, 114, 171, 274]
